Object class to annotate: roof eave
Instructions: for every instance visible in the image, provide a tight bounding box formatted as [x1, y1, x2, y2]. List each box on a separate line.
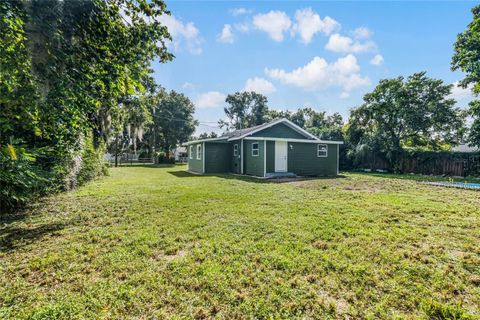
[183, 137, 228, 145]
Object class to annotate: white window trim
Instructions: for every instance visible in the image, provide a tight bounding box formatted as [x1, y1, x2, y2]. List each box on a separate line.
[202, 142, 205, 173]
[263, 140, 266, 177]
[337, 144, 339, 175]
[189, 145, 193, 159]
[252, 142, 259, 157]
[196, 144, 202, 160]
[233, 144, 238, 157]
[317, 144, 328, 158]
[241, 139, 244, 174]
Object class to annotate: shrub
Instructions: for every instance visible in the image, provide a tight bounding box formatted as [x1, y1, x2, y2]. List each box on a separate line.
[1, 135, 108, 213]
[77, 134, 108, 186]
[0, 146, 55, 211]
[155, 151, 175, 164]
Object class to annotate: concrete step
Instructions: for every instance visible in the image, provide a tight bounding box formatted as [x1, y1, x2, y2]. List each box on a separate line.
[265, 172, 297, 179]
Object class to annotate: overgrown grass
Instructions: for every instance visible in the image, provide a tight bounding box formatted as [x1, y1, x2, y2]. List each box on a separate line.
[1, 165, 479, 319]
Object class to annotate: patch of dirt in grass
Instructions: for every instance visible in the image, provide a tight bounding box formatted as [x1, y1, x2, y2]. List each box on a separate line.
[448, 249, 467, 260]
[293, 175, 415, 193]
[342, 183, 384, 193]
[317, 289, 350, 315]
[157, 242, 197, 262]
[312, 239, 329, 250]
[470, 275, 480, 286]
[164, 248, 189, 262]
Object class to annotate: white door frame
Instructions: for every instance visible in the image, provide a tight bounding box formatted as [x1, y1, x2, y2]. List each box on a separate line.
[275, 140, 288, 172]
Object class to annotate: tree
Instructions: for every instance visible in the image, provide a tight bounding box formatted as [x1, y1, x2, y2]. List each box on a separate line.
[219, 92, 268, 130]
[347, 72, 465, 171]
[144, 89, 197, 155]
[107, 93, 153, 166]
[0, 0, 173, 209]
[268, 107, 344, 140]
[452, 5, 480, 95]
[469, 100, 480, 147]
[452, 5, 480, 148]
[198, 132, 218, 139]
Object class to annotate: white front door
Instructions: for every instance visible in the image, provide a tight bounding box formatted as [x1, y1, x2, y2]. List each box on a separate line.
[275, 141, 287, 172]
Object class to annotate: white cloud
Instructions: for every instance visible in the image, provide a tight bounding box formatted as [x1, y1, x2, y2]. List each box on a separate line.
[340, 91, 351, 99]
[231, 8, 252, 16]
[235, 23, 250, 33]
[253, 11, 292, 42]
[292, 8, 340, 44]
[243, 77, 276, 95]
[265, 54, 370, 96]
[370, 54, 384, 66]
[182, 82, 195, 90]
[352, 27, 372, 39]
[217, 24, 234, 43]
[195, 91, 226, 108]
[158, 14, 203, 55]
[325, 33, 376, 53]
[449, 82, 474, 102]
[119, 11, 202, 54]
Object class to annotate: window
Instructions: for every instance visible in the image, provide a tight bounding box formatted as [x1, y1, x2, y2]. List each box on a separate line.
[233, 144, 238, 157]
[196, 144, 202, 160]
[317, 144, 327, 157]
[252, 142, 259, 156]
[189, 145, 193, 159]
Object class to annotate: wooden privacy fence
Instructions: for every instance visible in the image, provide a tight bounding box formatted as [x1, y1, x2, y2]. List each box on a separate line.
[355, 152, 480, 177]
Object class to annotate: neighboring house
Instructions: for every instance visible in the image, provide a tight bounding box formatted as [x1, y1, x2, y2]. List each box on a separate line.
[184, 118, 343, 177]
[172, 147, 188, 162]
[452, 143, 479, 153]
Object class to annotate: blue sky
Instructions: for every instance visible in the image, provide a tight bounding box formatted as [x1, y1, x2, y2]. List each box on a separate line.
[153, 1, 477, 134]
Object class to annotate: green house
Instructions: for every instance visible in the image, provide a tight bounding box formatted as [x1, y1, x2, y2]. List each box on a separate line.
[185, 118, 343, 177]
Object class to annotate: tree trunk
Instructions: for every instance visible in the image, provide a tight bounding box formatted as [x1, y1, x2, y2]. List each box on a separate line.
[114, 135, 118, 167]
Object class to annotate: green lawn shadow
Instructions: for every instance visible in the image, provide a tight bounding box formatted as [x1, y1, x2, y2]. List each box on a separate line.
[111, 163, 177, 168]
[350, 171, 480, 183]
[0, 222, 65, 253]
[168, 170, 346, 183]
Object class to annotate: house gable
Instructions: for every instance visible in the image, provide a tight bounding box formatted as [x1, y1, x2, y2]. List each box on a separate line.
[250, 122, 310, 139]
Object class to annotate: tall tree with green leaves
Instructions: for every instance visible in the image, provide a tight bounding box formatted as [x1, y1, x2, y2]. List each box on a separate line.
[143, 89, 197, 155]
[198, 132, 218, 139]
[219, 91, 269, 130]
[452, 5, 480, 148]
[268, 108, 344, 140]
[347, 72, 465, 171]
[0, 0, 174, 208]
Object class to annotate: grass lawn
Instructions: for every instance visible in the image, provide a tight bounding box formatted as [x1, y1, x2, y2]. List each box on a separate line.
[1, 165, 479, 319]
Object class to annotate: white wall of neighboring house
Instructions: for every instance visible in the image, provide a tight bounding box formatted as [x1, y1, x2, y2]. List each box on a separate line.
[452, 144, 479, 153]
[173, 147, 188, 162]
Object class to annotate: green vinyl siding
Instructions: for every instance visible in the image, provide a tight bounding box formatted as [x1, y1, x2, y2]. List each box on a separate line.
[265, 141, 275, 173]
[231, 141, 242, 174]
[244, 140, 264, 177]
[287, 143, 338, 176]
[205, 143, 230, 173]
[188, 143, 203, 173]
[251, 123, 309, 139]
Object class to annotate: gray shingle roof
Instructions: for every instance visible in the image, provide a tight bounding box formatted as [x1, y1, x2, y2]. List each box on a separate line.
[218, 121, 274, 139]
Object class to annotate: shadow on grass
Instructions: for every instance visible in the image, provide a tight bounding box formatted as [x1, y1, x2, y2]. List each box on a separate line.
[0, 222, 65, 253]
[111, 163, 177, 168]
[168, 170, 347, 183]
[349, 171, 480, 183]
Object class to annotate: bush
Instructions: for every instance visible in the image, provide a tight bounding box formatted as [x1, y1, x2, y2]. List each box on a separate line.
[155, 151, 175, 164]
[0, 147, 55, 211]
[1, 135, 108, 213]
[138, 151, 151, 159]
[77, 134, 108, 186]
